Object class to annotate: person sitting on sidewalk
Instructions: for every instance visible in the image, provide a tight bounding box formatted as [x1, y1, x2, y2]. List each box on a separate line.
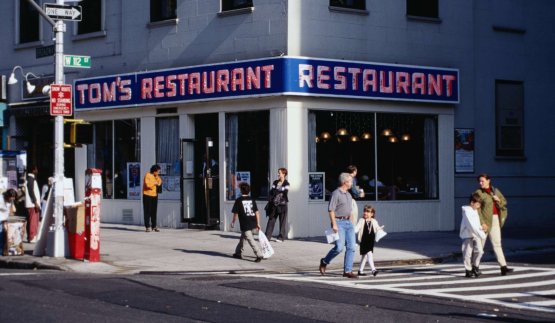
[231, 182, 264, 263]
[460, 193, 487, 278]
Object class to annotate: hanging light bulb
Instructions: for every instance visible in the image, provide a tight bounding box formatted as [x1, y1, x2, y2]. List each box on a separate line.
[350, 135, 359, 142]
[381, 128, 392, 136]
[315, 136, 320, 143]
[337, 128, 348, 136]
[362, 132, 372, 140]
[320, 131, 331, 141]
[389, 136, 398, 143]
[401, 133, 411, 141]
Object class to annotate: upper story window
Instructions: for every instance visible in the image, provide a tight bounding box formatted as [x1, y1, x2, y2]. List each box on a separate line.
[77, 0, 103, 35]
[330, 0, 366, 11]
[407, 0, 438, 19]
[222, 0, 253, 12]
[495, 80, 524, 158]
[18, 0, 40, 44]
[150, 0, 177, 23]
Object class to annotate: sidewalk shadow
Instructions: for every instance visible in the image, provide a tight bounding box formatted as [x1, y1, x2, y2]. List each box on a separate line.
[174, 248, 230, 258]
[102, 226, 145, 232]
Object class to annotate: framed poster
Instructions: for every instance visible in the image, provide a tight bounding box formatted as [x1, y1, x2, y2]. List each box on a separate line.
[235, 171, 251, 197]
[127, 162, 141, 200]
[455, 128, 475, 173]
[308, 172, 325, 201]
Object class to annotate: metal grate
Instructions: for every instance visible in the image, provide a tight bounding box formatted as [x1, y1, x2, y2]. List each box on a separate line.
[122, 209, 133, 224]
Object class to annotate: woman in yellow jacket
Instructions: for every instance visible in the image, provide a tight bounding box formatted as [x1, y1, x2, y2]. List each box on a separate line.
[143, 164, 162, 232]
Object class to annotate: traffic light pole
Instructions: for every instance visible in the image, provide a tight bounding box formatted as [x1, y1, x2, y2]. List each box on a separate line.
[26, 0, 67, 256]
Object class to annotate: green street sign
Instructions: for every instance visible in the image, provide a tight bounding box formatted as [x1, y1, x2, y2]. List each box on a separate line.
[63, 55, 91, 68]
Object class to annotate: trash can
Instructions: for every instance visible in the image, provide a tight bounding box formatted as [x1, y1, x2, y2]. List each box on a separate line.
[65, 205, 86, 260]
[2, 217, 26, 256]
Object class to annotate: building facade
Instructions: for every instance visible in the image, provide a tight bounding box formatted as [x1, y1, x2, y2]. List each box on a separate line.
[1, 0, 554, 237]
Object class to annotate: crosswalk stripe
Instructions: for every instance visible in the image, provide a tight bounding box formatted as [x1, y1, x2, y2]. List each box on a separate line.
[475, 289, 555, 299]
[525, 300, 555, 306]
[433, 279, 555, 293]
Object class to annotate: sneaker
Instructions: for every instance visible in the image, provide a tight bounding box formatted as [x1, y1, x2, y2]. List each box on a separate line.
[319, 258, 327, 276]
[372, 270, 379, 277]
[232, 253, 242, 259]
[465, 270, 474, 278]
[153, 228, 160, 232]
[357, 271, 367, 276]
[145, 228, 151, 232]
[472, 266, 481, 277]
[275, 239, 283, 243]
[255, 257, 263, 263]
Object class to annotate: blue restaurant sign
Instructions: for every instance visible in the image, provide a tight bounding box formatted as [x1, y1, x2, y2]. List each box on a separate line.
[74, 57, 459, 110]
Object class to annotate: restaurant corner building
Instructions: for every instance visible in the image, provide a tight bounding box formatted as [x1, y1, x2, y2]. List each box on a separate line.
[73, 56, 459, 237]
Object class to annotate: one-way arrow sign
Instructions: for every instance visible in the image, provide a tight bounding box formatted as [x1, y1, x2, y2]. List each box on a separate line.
[44, 4, 82, 21]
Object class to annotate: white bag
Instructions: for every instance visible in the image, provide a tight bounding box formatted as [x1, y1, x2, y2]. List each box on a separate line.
[325, 228, 339, 244]
[258, 231, 274, 259]
[375, 229, 387, 242]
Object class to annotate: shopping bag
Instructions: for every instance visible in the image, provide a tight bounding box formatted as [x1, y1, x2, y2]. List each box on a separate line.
[258, 231, 274, 259]
[375, 229, 387, 242]
[325, 228, 339, 244]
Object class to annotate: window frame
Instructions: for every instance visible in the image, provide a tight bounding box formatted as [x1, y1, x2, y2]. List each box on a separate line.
[329, 0, 366, 11]
[150, 0, 177, 23]
[221, 0, 254, 13]
[495, 80, 525, 158]
[15, 0, 43, 46]
[73, 0, 106, 39]
[406, 0, 440, 20]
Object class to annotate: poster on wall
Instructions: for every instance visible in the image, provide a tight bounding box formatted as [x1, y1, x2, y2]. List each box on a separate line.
[158, 162, 180, 200]
[235, 171, 251, 197]
[455, 128, 475, 173]
[127, 162, 141, 200]
[308, 172, 325, 201]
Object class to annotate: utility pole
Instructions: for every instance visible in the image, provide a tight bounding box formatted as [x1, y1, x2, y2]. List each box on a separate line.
[25, 0, 70, 256]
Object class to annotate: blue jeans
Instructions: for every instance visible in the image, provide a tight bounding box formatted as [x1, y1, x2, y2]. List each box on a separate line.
[323, 219, 356, 273]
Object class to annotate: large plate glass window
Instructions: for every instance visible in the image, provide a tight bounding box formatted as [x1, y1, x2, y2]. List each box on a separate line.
[156, 117, 180, 199]
[225, 111, 269, 200]
[309, 111, 438, 201]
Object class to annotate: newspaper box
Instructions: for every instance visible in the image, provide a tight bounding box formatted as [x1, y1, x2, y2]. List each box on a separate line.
[65, 205, 85, 260]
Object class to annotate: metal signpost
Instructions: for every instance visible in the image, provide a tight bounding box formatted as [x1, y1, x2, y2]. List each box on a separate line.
[25, 0, 84, 257]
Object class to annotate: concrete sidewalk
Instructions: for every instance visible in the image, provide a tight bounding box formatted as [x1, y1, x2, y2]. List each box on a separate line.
[2, 223, 554, 275]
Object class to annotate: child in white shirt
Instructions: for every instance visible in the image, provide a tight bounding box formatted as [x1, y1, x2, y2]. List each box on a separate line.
[460, 193, 487, 278]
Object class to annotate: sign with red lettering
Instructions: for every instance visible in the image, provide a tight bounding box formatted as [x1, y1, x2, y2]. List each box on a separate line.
[50, 84, 73, 116]
[74, 57, 459, 111]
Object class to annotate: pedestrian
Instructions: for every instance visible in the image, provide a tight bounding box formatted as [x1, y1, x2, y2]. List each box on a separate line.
[346, 165, 364, 224]
[25, 165, 41, 243]
[355, 204, 384, 276]
[0, 189, 18, 253]
[264, 167, 290, 243]
[319, 172, 358, 279]
[460, 193, 487, 278]
[231, 182, 264, 262]
[143, 164, 162, 232]
[474, 173, 513, 275]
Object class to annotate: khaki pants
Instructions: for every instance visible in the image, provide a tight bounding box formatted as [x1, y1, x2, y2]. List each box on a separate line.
[482, 215, 507, 267]
[462, 236, 484, 271]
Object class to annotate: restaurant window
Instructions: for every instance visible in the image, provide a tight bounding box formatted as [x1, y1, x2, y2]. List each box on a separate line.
[77, 0, 103, 35]
[309, 111, 438, 201]
[225, 111, 269, 200]
[330, 0, 366, 11]
[406, 0, 438, 18]
[150, 0, 177, 23]
[222, 0, 253, 12]
[495, 80, 524, 157]
[18, 0, 40, 44]
[156, 117, 180, 199]
[87, 119, 141, 200]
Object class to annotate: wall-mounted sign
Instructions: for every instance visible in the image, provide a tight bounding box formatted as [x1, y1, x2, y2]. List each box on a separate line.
[455, 128, 475, 173]
[308, 172, 325, 201]
[74, 57, 460, 110]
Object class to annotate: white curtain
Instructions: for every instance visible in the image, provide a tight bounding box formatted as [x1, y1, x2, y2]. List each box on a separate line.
[424, 117, 438, 198]
[156, 117, 179, 176]
[225, 114, 239, 200]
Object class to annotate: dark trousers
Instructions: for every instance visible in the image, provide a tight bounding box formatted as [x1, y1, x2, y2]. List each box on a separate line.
[143, 195, 158, 229]
[265, 205, 288, 240]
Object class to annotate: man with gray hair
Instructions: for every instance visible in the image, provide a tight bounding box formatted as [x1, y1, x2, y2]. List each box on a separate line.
[319, 172, 358, 278]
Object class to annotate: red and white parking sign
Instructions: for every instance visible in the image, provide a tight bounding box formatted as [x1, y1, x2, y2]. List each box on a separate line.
[50, 84, 73, 116]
